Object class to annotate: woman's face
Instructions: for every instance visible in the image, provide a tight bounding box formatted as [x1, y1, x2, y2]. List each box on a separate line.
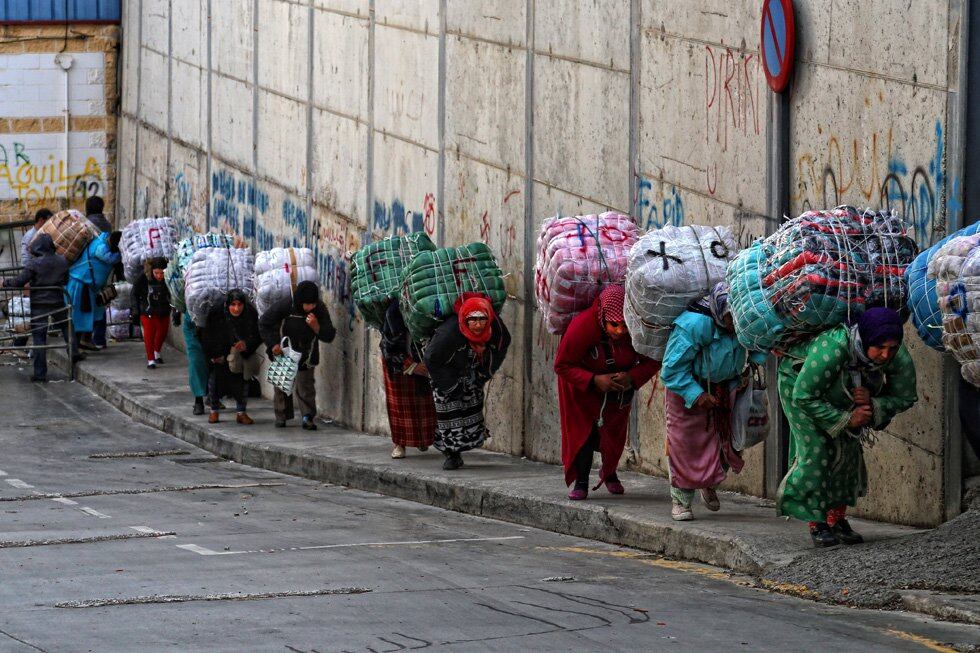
[866, 339, 900, 365]
[228, 300, 244, 317]
[604, 319, 629, 341]
[151, 268, 165, 282]
[466, 315, 489, 336]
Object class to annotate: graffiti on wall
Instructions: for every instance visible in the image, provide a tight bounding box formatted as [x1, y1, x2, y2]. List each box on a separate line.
[372, 194, 436, 238]
[636, 178, 685, 231]
[211, 167, 269, 239]
[0, 141, 106, 202]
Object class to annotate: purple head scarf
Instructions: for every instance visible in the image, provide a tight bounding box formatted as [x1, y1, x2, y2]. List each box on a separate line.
[856, 307, 904, 348]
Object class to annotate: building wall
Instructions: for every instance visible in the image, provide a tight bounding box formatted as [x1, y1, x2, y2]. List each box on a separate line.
[116, 0, 964, 527]
[0, 24, 118, 225]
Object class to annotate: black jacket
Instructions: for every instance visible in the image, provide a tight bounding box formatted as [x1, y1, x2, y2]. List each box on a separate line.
[259, 295, 336, 368]
[379, 298, 425, 374]
[87, 213, 112, 233]
[131, 272, 171, 317]
[424, 316, 511, 394]
[199, 301, 262, 361]
[3, 234, 69, 307]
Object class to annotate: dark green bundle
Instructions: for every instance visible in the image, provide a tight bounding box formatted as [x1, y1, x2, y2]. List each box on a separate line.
[350, 232, 436, 329]
[401, 242, 507, 340]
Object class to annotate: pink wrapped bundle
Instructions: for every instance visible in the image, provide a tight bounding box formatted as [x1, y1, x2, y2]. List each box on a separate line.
[534, 212, 639, 334]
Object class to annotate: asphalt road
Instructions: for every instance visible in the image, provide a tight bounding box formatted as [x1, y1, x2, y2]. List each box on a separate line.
[0, 361, 978, 652]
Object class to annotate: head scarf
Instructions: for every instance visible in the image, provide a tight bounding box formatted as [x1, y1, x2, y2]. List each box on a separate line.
[455, 293, 495, 351]
[149, 257, 168, 271]
[596, 284, 625, 325]
[293, 281, 320, 311]
[856, 307, 904, 348]
[225, 288, 250, 309]
[29, 233, 55, 257]
[695, 281, 731, 328]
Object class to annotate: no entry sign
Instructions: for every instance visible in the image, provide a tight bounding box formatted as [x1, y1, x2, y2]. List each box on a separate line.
[761, 0, 796, 93]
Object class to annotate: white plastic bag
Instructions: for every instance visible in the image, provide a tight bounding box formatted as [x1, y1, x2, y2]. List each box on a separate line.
[731, 368, 770, 451]
[266, 337, 303, 395]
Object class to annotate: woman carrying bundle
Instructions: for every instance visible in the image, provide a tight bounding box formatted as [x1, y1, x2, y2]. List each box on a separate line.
[199, 289, 262, 425]
[67, 230, 121, 351]
[131, 257, 171, 368]
[424, 293, 510, 470]
[661, 282, 766, 521]
[777, 307, 917, 547]
[555, 285, 660, 500]
[380, 297, 436, 459]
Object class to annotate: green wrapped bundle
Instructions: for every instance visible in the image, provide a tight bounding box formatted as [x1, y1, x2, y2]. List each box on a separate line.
[400, 242, 507, 340]
[165, 233, 236, 314]
[350, 232, 437, 329]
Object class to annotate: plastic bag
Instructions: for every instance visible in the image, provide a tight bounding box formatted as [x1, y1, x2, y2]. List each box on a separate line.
[731, 368, 770, 451]
[266, 337, 303, 395]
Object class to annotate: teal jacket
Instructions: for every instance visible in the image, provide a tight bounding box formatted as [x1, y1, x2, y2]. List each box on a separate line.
[69, 232, 119, 288]
[661, 310, 766, 408]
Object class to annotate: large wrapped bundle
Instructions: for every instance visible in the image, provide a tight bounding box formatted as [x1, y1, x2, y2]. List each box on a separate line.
[534, 212, 638, 334]
[254, 247, 318, 316]
[728, 206, 917, 351]
[106, 306, 140, 340]
[37, 209, 97, 262]
[907, 222, 980, 351]
[184, 248, 255, 326]
[350, 232, 436, 329]
[5, 296, 30, 333]
[625, 225, 738, 359]
[400, 242, 507, 341]
[165, 233, 236, 314]
[932, 234, 980, 385]
[121, 217, 179, 282]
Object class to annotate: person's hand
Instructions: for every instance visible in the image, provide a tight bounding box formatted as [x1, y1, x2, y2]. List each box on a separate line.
[694, 393, 719, 410]
[211, 356, 224, 364]
[272, 344, 283, 356]
[234, 340, 246, 352]
[305, 313, 320, 334]
[852, 387, 871, 406]
[593, 374, 618, 393]
[848, 405, 873, 428]
[611, 372, 632, 390]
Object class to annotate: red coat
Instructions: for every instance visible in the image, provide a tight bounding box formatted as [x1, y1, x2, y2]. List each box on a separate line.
[554, 303, 661, 486]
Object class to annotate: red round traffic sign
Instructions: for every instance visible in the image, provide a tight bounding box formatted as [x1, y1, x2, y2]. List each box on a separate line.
[761, 0, 796, 93]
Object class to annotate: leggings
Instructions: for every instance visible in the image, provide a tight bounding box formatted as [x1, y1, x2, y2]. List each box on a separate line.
[140, 314, 169, 361]
[572, 428, 608, 487]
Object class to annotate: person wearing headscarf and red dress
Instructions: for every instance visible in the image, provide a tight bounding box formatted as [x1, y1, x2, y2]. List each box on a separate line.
[555, 285, 661, 500]
[424, 293, 511, 470]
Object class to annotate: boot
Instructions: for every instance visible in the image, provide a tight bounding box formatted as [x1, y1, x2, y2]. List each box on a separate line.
[236, 412, 254, 425]
[208, 411, 219, 424]
[831, 519, 864, 545]
[193, 397, 205, 416]
[301, 416, 318, 431]
[809, 522, 841, 548]
[442, 451, 464, 470]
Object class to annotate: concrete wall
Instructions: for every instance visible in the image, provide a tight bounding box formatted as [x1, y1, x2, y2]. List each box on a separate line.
[0, 24, 118, 225]
[116, 0, 966, 527]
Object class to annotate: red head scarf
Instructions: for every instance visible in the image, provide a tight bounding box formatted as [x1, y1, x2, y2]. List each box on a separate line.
[455, 292, 495, 349]
[596, 284, 625, 325]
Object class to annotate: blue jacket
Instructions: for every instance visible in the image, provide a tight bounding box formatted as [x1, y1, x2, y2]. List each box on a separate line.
[69, 232, 120, 289]
[661, 310, 766, 408]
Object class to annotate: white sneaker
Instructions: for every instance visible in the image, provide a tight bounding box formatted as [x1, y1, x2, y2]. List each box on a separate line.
[671, 501, 694, 521]
[391, 445, 406, 459]
[699, 488, 721, 511]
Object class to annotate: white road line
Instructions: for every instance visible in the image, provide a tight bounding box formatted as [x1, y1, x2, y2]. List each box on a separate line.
[130, 526, 176, 539]
[51, 497, 79, 506]
[0, 469, 7, 476]
[5, 479, 33, 489]
[176, 535, 525, 557]
[78, 506, 111, 519]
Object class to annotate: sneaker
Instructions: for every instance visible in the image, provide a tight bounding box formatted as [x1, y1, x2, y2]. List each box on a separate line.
[810, 522, 841, 548]
[147, 361, 157, 369]
[301, 417, 318, 431]
[391, 445, 406, 459]
[275, 419, 287, 428]
[568, 482, 589, 501]
[699, 488, 721, 511]
[154, 357, 165, 365]
[605, 477, 625, 495]
[208, 411, 219, 424]
[831, 519, 864, 545]
[442, 452, 464, 470]
[236, 412, 254, 425]
[671, 501, 694, 521]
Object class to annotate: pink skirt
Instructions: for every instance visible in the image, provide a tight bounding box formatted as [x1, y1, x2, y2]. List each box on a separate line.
[664, 388, 743, 490]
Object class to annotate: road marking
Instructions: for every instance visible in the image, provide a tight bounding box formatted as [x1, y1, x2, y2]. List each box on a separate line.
[0, 481, 285, 502]
[56, 587, 371, 609]
[0, 530, 176, 549]
[537, 546, 738, 584]
[5, 479, 33, 489]
[129, 526, 175, 539]
[886, 629, 958, 653]
[176, 535, 525, 557]
[0, 469, 7, 476]
[78, 507, 111, 519]
[51, 497, 78, 506]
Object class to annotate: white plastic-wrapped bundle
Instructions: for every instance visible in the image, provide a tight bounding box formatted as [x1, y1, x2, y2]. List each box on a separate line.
[534, 212, 639, 334]
[107, 306, 140, 340]
[184, 248, 255, 326]
[110, 281, 132, 310]
[6, 296, 30, 333]
[253, 247, 318, 315]
[625, 225, 738, 359]
[165, 233, 236, 314]
[121, 217, 179, 282]
[932, 234, 980, 386]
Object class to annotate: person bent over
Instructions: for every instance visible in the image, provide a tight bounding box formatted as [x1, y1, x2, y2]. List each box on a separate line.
[199, 289, 262, 425]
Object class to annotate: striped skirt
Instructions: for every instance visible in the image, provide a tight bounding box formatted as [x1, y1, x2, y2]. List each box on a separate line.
[382, 363, 437, 448]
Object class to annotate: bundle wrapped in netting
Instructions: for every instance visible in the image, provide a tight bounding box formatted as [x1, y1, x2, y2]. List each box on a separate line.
[165, 233, 237, 314]
[930, 234, 980, 385]
[5, 296, 30, 333]
[625, 225, 738, 360]
[907, 222, 980, 351]
[350, 232, 436, 329]
[534, 212, 638, 334]
[400, 242, 507, 341]
[184, 248, 255, 326]
[37, 209, 97, 262]
[121, 217, 179, 282]
[110, 281, 132, 310]
[254, 247, 318, 316]
[107, 306, 140, 340]
[728, 206, 917, 351]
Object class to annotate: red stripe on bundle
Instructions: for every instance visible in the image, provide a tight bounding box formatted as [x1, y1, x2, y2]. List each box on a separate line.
[767, 274, 865, 307]
[797, 220, 865, 236]
[762, 251, 850, 287]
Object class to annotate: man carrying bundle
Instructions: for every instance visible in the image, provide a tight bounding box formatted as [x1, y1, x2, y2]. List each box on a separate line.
[259, 280, 336, 430]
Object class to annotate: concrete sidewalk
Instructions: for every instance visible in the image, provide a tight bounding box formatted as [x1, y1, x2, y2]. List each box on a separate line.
[44, 342, 977, 622]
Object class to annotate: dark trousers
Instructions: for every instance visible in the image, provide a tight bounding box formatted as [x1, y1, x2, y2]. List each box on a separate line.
[31, 305, 73, 380]
[573, 428, 601, 486]
[208, 363, 247, 413]
[92, 317, 107, 347]
[273, 367, 316, 420]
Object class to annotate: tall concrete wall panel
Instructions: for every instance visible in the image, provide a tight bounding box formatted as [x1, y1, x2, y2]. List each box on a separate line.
[117, 0, 968, 526]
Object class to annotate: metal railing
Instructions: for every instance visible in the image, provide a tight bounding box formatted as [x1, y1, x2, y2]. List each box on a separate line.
[0, 281, 76, 381]
[0, 219, 32, 270]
